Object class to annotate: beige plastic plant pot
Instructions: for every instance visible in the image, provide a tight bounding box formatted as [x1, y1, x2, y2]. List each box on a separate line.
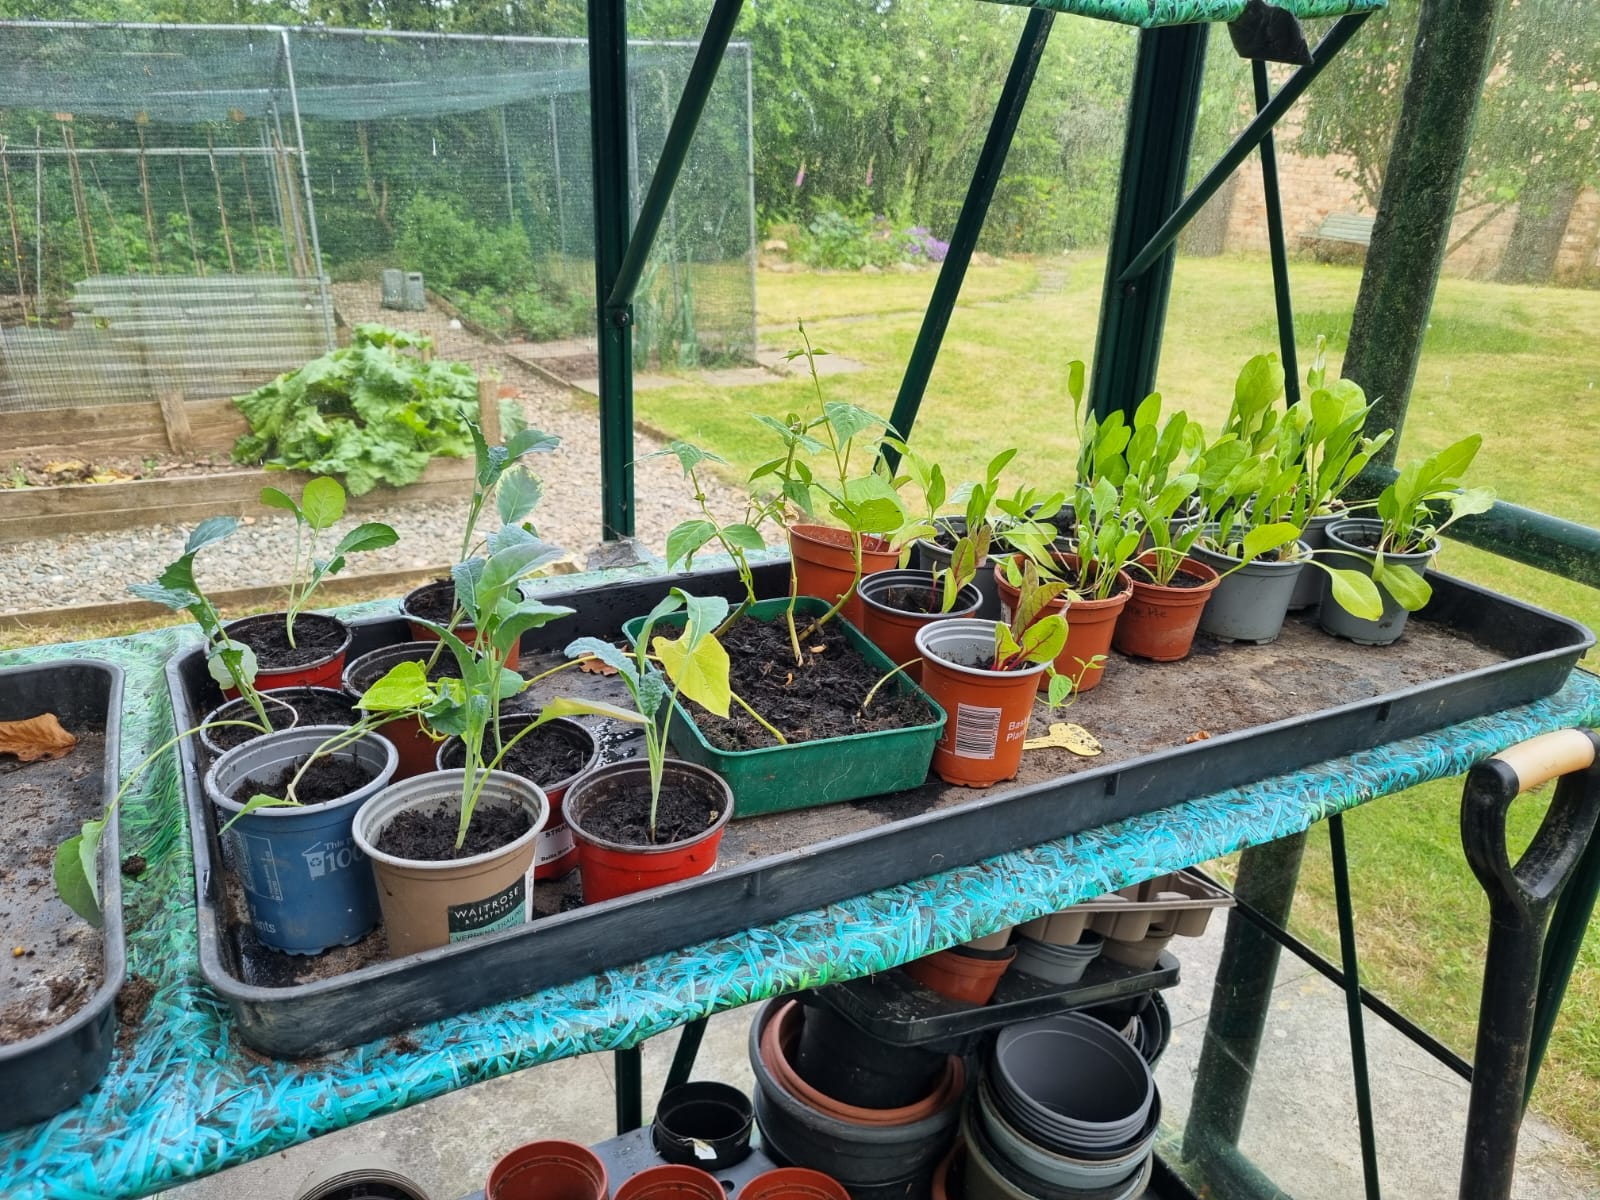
[352, 769, 550, 958]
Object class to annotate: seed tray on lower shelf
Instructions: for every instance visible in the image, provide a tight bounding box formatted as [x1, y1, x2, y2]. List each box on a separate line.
[457, 1125, 782, 1200]
[168, 559, 1591, 1056]
[805, 951, 1179, 1053]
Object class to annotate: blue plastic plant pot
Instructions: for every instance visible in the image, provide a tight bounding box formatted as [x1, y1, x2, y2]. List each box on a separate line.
[205, 725, 398, 955]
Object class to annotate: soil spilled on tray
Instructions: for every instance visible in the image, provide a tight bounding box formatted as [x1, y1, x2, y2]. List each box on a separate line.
[687, 612, 936, 751]
[1, 730, 106, 1045]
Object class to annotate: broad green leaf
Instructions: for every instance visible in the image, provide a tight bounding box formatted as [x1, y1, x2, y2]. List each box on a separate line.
[334, 522, 399, 558]
[1240, 522, 1301, 564]
[654, 631, 732, 718]
[358, 660, 431, 711]
[1016, 615, 1067, 664]
[536, 696, 647, 725]
[994, 623, 1022, 665]
[1066, 360, 1086, 406]
[54, 821, 104, 926]
[1450, 487, 1496, 519]
[481, 539, 563, 594]
[986, 448, 1018, 483]
[1324, 567, 1384, 621]
[505, 427, 561, 460]
[452, 559, 484, 620]
[301, 477, 346, 530]
[1427, 435, 1482, 486]
[496, 467, 544, 526]
[258, 486, 300, 516]
[492, 600, 576, 655]
[129, 582, 201, 611]
[1047, 673, 1073, 707]
[823, 401, 890, 444]
[1233, 353, 1285, 420]
[186, 516, 239, 555]
[1374, 560, 1432, 612]
[677, 592, 731, 643]
[565, 636, 635, 678]
[665, 520, 718, 569]
[721, 523, 766, 553]
[852, 496, 907, 534]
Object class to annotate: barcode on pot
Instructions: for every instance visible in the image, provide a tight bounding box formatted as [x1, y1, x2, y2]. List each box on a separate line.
[954, 703, 1002, 759]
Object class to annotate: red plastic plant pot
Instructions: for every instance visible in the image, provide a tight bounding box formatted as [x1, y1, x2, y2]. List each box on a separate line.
[915, 620, 1047, 788]
[614, 1165, 725, 1200]
[902, 945, 1017, 1006]
[1111, 554, 1220, 662]
[402, 579, 522, 670]
[737, 1169, 852, 1200]
[788, 524, 898, 630]
[487, 1140, 609, 1200]
[563, 760, 733, 904]
[220, 612, 353, 696]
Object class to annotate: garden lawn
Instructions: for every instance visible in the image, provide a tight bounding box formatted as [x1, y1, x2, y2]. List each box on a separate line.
[637, 252, 1600, 1162]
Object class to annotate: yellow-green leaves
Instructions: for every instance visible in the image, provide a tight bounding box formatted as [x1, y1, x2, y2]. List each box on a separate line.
[654, 631, 732, 718]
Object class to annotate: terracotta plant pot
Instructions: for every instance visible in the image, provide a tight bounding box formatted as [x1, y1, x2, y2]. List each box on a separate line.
[221, 611, 353, 694]
[738, 1168, 852, 1200]
[352, 769, 550, 957]
[342, 642, 452, 780]
[762, 999, 965, 1126]
[614, 1165, 724, 1200]
[1111, 554, 1220, 662]
[401, 578, 522, 670]
[487, 1140, 609, 1200]
[563, 759, 733, 904]
[788, 524, 898, 629]
[903, 944, 1017, 1006]
[915, 619, 1047, 788]
[858, 570, 983, 683]
[437, 716, 598, 881]
[992, 554, 1131, 693]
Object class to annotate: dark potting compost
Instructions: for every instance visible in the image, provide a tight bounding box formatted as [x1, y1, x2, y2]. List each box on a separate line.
[375, 804, 533, 861]
[166, 563, 1590, 1057]
[578, 771, 727, 846]
[229, 613, 346, 669]
[695, 615, 936, 751]
[271, 690, 357, 729]
[881, 585, 945, 615]
[229, 757, 377, 806]
[206, 702, 295, 753]
[441, 725, 587, 785]
[0, 732, 105, 1044]
[1160, 568, 1211, 589]
[404, 580, 456, 625]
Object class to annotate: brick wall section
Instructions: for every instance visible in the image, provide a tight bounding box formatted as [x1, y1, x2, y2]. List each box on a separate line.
[1213, 123, 1600, 283]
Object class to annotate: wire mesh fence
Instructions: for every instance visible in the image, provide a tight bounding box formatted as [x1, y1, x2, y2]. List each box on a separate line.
[0, 21, 757, 414]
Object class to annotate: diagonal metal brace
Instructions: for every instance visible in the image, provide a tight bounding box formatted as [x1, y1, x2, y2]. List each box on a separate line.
[1116, 11, 1369, 284]
[607, 0, 745, 313]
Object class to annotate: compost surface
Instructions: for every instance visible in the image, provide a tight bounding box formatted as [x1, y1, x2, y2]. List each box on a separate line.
[579, 773, 726, 847]
[274, 691, 357, 729]
[691, 614, 936, 750]
[234, 617, 346, 669]
[375, 803, 533, 861]
[403, 580, 456, 625]
[206, 702, 295, 753]
[230, 757, 376, 805]
[0, 731, 105, 1044]
[466, 727, 587, 786]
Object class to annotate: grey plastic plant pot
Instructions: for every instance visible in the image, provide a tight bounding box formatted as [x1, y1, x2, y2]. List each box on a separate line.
[1188, 532, 1309, 645]
[205, 725, 397, 955]
[353, 770, 550, 958]
[914, 520, 1002, 620]
[1288, 512, 1341, 611]
[960, 1101, 1153, 1200]
[1010, 931, 1103, 986]
[974, 1076, 1155, 1191]
[990, 1013, 1154, 1149]
[1319, 518, 1438, 646]
[294, 1154, 433, 1200]
[199, 692, 298, 759]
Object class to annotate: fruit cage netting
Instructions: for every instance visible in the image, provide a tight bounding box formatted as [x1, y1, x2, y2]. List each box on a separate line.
[0, 21, 757, 413]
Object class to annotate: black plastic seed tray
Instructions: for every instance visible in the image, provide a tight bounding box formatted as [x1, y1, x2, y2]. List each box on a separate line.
[0, 659, 125, 1129]
[804, 951, 1179, 1055]
[457, 1125, 781, 1200]
[168, 560, 1592, 1057]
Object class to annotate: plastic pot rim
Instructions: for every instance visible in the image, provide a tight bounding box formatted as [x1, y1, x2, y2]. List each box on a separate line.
[352, 768, 549, 872]
[915, 619, 1049, 684]
[205, 725, 398, 819]
[225, 611, 353, 674]
[858, 570, 983, 621]
[563, 759, 733, 857]
[435, 713, 600, 795]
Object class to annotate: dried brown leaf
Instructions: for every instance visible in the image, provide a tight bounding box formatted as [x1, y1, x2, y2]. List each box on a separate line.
[0, 713, 78, 762]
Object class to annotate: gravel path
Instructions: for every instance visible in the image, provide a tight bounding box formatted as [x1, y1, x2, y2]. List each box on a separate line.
[0, 284, 745, 615]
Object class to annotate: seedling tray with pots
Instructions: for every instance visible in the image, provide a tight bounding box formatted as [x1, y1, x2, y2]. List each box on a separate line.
[169, 559, 1591, 1057]
[0, 660, 125, 1130]
[455, 1126, 781, 1200]
[803, 951, 1179, 1055]
[1021, 868, 1234, 946]
[621, 596, 947, 816]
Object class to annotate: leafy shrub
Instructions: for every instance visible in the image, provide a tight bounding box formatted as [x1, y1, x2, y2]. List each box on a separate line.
[792, 210, 951, 270]
[395, 195, 533, 295]
[232, 325, 477, 495]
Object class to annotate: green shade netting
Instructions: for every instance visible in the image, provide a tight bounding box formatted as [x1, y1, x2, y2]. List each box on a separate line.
[978, 0, 1385, 28]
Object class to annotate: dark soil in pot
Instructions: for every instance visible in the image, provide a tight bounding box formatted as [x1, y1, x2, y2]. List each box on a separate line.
[228, 613, 347, 669]
[267, 688, 356, 729]
[447, 726, 587, 785]
[690, 616, 935, 751]
[204, 695, 296, 754]
[403, 579, 457, 624]
[880, 585, 946, 615]
[375, 804, 534, 861]
[0, 731, 106, 1044]
[1159, 568, 1212, 588]
[576, 770, 727, 846]
[228, 755, 377, 805]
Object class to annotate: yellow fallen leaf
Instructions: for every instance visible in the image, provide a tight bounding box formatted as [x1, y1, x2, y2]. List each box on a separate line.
[1023, 721, 1102, 756]
[0, 713, 78, 762]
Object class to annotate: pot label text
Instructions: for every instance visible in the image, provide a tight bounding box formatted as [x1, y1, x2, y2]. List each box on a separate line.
[447, 878, 528, 942]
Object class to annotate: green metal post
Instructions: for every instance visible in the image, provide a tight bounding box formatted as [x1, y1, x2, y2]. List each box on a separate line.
[1253, 58, 1299, 403]
[662, 1016, 710, 1096]
[1089, 23, 1209, 420]
[608, 0, 745, 310]
[590, 0, 635, 540]
[1183, 834, 1307, 1157]
[879, 8, 1054, 467]
[1329, 814, 1383, 1200]
[1113, 14, 1369, 288]
[615, 1045, 643, 1133]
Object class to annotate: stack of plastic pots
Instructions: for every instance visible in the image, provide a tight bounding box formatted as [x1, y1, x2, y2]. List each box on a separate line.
[964, 1013, 1158, 1200]
[749, 998, 965, 1200]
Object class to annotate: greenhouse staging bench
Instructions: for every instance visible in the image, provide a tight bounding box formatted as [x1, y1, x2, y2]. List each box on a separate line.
[1, 561, 1597, 1200]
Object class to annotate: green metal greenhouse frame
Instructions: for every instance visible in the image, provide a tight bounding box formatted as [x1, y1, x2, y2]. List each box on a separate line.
[581, 1, 1600, 1197]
